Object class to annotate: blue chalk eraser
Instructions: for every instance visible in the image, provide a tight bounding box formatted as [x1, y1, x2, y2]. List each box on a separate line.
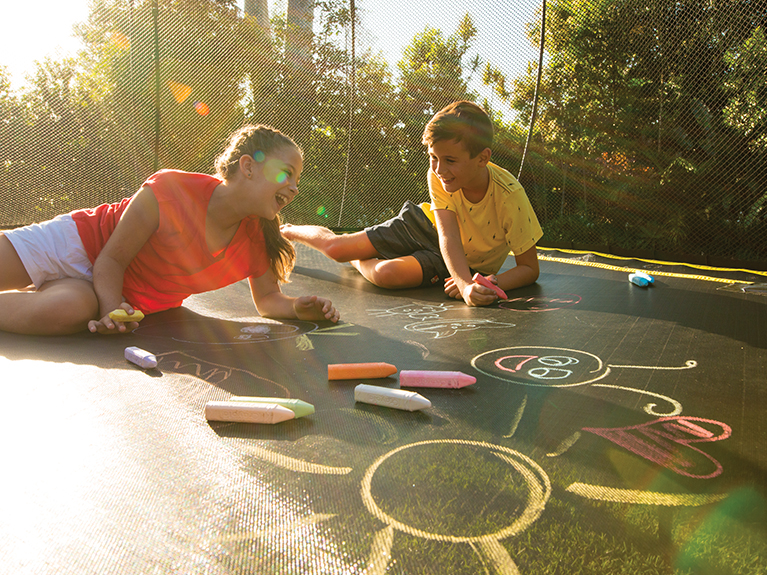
[629, 272, 654, 287]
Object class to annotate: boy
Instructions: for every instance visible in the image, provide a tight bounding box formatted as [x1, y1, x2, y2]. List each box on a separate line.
[281, 100, 543, 307]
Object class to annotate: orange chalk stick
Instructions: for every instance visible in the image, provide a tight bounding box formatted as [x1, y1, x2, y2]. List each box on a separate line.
[328, 362, 398, 380]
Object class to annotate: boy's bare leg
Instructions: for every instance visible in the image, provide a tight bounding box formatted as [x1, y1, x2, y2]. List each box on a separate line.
[350, 255, 423, 289]
[0, 235, 98, 335]
[281, 224, 379, 262]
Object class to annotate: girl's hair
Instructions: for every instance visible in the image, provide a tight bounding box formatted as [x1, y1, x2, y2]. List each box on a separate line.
[422, 100, 493, 158]
[214, 124, 301, 283]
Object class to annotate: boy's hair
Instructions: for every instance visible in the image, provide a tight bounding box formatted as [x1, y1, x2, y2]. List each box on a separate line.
[214, 124, 301, 283]
[422, 101, 493, 158]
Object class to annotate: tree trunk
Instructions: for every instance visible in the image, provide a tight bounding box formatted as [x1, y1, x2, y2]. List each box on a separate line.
[283, 0, 314, 146]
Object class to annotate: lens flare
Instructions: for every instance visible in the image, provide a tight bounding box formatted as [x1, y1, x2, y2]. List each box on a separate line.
[253, 151, 265, 162]
[276, 171, 287, 184]
[316, 206, 326, 216]
[167, 80, 192, 103]
[194, 101, 210, 116]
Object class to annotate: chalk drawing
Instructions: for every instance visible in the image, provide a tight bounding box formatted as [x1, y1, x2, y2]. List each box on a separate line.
[499, 294, 581, 312]
[156, 351, 290, 396]
[546, 432, 582, 457]
[473, 347, 691, 418]
[368, 303, 455, 321]
[239, 442, 353, 475]
[582, 416, 732, 479]
[404, 318, 515, 339]
[295, 323, 360, 351]
[591, 383, 683, 417]
[214, 513, 337, 543]
[360, 439, 551, 575]
[565, 483, 729, 506]
[503, 395, 527, 438]
[136, 317, 318, 345]
[473, 347, 607, 388]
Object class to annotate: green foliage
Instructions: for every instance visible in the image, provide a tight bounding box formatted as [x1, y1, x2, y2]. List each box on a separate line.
[1, 0, 765, 264]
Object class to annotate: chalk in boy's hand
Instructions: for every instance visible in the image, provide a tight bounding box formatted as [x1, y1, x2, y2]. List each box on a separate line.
[472, 273, 508, 300]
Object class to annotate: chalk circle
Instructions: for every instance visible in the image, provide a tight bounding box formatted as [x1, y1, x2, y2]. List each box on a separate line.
[360, 439, 550, 543]
[134, 318, 317, 344]
[499, 294, 581, 312]
[472, 346, 608, 388]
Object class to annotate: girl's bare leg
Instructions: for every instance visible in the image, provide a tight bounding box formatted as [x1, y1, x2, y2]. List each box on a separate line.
[0, 234, 98, 335]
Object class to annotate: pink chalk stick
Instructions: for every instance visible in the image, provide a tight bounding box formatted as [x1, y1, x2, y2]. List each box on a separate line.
[399, 370, 476, 389]
[472, 273, 508, 300]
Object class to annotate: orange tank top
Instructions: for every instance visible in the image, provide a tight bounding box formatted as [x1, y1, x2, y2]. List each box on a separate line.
[72, 170, 269, 313]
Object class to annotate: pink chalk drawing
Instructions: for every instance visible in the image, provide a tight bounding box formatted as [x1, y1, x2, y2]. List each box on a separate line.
[582, 416, 732, 479]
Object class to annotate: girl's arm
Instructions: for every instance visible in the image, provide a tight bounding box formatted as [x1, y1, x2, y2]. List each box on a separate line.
[248, 272, 340, 323]
[433, 209, 497, 307]
[88, 186, 160, 334]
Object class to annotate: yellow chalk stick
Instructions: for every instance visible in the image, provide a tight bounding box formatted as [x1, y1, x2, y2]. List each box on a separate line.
[108, 309, 145, 322]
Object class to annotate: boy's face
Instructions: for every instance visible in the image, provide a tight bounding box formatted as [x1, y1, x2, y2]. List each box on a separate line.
[428, 138, 490, 195]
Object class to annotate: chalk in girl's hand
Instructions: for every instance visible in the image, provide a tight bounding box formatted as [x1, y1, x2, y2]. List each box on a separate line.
[125, 346, 157, 369]
[109, 309, 145, 322]
[628, 272, 655, 287]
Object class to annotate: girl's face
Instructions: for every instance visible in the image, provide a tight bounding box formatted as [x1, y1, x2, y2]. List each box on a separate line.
[251, 146, 303, 219]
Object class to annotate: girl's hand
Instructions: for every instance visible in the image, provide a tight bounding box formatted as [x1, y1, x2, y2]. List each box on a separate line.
[293, 295, 340, 323]
[88, 303, 141, 334]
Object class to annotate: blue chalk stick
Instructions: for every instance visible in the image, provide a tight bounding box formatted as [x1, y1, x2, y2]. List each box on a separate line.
[629, 272, 654, 287]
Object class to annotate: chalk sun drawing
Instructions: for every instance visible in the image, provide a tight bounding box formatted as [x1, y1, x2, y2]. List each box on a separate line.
[360, 439, 551, 574]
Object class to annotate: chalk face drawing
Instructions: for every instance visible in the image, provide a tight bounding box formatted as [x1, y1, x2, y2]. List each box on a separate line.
[472, 346, 606, 387]
[404, 318, 516, 339]
[582, 416, 732, 479]
[499, 294, 581, 312]
[134, 318, 318, 344]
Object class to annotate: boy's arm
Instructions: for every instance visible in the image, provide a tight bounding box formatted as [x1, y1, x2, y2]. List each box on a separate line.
[494, 245, 540, 292]
[433, 209, 498, 307]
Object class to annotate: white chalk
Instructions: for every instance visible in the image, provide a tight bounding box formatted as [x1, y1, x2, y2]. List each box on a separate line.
[124, 346, 158, 369]
[354, 384, 431, 411]
[204, 401, 295, 424]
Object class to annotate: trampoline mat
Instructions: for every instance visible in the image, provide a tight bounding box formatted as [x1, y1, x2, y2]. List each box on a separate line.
[0, 246, 765, 575]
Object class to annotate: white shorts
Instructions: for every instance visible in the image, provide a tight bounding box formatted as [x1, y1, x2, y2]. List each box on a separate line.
[3, 214, 94, 289]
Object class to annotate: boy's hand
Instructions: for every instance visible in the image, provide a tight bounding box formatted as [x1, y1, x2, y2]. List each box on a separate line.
[444, 277, 499, 307]
[293, 295, 340, 323]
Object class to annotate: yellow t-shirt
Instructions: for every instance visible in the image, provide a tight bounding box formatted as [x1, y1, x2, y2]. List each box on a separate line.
[428, 162, 543, 275]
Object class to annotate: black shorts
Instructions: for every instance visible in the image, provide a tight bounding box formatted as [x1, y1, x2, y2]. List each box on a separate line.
[365, 200, 449, 287]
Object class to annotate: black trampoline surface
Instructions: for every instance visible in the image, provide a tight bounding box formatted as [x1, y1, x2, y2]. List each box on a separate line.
[1, 245, 765, 575]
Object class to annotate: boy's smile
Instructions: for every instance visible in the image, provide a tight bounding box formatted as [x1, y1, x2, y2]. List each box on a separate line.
[428, 138, 490, 202]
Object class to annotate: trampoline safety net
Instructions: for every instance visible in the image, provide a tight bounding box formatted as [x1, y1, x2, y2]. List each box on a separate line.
[1, 0, 766, 268]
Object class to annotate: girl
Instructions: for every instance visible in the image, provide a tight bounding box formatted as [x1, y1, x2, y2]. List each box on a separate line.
[0, 124, 340, 335]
